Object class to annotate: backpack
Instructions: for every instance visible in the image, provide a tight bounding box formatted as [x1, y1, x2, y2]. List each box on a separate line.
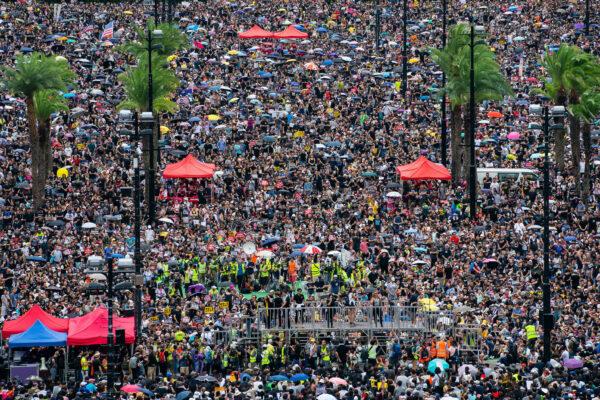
[360, 347, 370, 362]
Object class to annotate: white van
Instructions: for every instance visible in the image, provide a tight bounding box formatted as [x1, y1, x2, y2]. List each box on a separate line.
[477, 168, 539, 184]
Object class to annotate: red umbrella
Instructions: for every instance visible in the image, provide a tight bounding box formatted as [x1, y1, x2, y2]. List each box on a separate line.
[487, 111, 503, 118]
[301, 245, 322, 255]
[121, 384, 142, 393]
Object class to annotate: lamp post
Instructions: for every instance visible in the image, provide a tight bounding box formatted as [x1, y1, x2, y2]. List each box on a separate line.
[440, 0, 448, 166]
[167, 0, 173, 23]
[375, 0, 381, 52]
[401, 0, 408, 100]
[529, 103, 565, 362]
[147, 29, 162, 224]
[154, 0, 159, 23]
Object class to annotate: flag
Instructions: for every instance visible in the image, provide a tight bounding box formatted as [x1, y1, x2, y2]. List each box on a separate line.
[193, 41, 204, 49]
[79, 25, 94, 36]
[101, 21, 114, 40]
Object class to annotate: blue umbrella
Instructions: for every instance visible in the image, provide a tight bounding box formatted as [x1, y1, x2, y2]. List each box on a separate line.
[289, 250, 303, 257]
[258, 71, 273, 78]
[261, 236, 281, 246]
[404, 228, 418, 235]
[176, 390, 191, 400]
[189, 117, 201, 123]
[21, 47, 33, 53]
[564, 236, 577, 243]
[139, 388, 154, 397]
[240, 372, 252, 382]
[322, 59, 334, 67]
[268, 375, 289, 382]
[290, 373, 310, 382]
[26, 256, 47, 262]
[186, 24, 199, 32]
[208, 85, 221, 91]
[85, 383, 97, 393]
[325, 140, 342, 148]
[294, 25, 306, 31]
[414, 247, 428, 253]
[292, 244, 305, 249]
[316, 27, 328, 33]
[427, 358, 450, 374]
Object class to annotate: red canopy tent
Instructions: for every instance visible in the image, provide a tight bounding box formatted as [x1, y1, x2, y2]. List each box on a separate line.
[273, 25, 309, 39]
[67, 307, 135, 346]
[2, 305, 69, 339]
[163, 154, 216, 179]
[396, 156, 451, 181]
[238, 25, 274, 39]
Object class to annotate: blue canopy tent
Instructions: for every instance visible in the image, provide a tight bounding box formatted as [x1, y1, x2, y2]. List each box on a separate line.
[9, 320, 67, 348]
[8, 320, 68, 381]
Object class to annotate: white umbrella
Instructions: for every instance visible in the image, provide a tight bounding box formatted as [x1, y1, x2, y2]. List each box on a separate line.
[88, 273, 107, 281]
[301, 245, 322, 255]
[340, 56, 352, 62]
[386, 191, 401, 198]
[159, 217, 174, 224]
[412, 260, 429, 265]
[90, 89, 104, 96]
[528, 224, 542, 230]
[327, 250, 341, 257]
[242, 242, 257, 255]
[256, 250, 275, 259]
[317, 395, 336, 400]
[82, 222, 97, 229]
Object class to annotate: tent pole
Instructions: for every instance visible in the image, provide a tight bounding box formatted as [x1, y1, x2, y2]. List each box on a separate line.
[64, 346, 68, 383]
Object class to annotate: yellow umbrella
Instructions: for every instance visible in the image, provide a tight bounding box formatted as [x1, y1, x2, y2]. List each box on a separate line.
[229, 97, 239, 103]
[207, 114, 220, 121]
[278, 8, 287, 12]
[408, 57, 419, 64]
[506, 153, 517, 161]
[227, 50, 239, 56]
[56, 167, 69, 178]
[293, 131, 305, 138]
[124, 10, 134, 15]
[160, 126, 170, 134]
[421, 304, 439, 312]
[167, 54, 178, 62]
[57, 36, 68, 42]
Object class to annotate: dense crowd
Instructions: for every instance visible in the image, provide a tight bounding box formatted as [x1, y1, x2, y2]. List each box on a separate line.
[0, 0, 599, 399]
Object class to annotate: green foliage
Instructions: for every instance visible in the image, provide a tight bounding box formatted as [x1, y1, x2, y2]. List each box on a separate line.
[570, 90, 600, 123]
[119, 19, 189, 59]
[430, 23, 512, 107]
[3, 53, 76, 99]
[117, 54, 180, 114]
[33, 90, 69, 121]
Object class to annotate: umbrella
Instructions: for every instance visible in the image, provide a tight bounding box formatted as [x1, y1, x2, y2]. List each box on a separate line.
[207, 114, 220, 121]
[301, 245, 322, 255]
[507, 132, 520, 140]
[261, 236, 281, 246]
[194, 375, 217, 383]
[304, 62, 320, 72]
[317, 395, 336, 400]
[487, 111, 503, 118]
[46, 220, 66, 228]
[327, 250, 341, 257]
[386, 191, 401, 198]
[528, 224, 543, 230]
[563, 358, 583, 369]
[242, 242, 257, 255]
[322, 59, 334, 67]
[329, 377, 348, 386]
[121, 385, 142, 393]
[139, 388, 154, 397]
[189, 117, 200, 123]
[427, 358, 450, 373]
[268, 375, 289, 382]
[88, 273, 107, 281]
[256, 250, 275, 259]
[458, 364, 479, 377]
[26, 256, 48, 262]
[290, 373, 310, 382]
[82, 222, 97, 229]
[176, 391, 191, 400]
[483, 258, 497, 264]
[159, 217, 174, 224]
[412, 260, 428, 265]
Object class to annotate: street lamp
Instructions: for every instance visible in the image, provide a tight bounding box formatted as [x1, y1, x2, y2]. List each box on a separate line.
[375, 0, 381, 52]
[529, 103, 566, 363]
[440, 0, 448, 166]
[147, 29, 162, 224]
[118, 110, 153, 343]
[401, 0, 408, 100]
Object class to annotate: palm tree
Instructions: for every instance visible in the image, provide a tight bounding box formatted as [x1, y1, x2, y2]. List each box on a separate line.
[569, 89, 600, 201]
[119, 19, 189, 59]
[538, 44, 600, 176]
[431, 23, 512, 182]
[2, 53, 75, 208]
[118, 54, 179, 204]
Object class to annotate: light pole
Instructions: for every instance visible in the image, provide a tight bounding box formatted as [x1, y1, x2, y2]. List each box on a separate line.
[401, 0, 408, 100]
[529, 103, 565, 362]
[154, 0, 159, 23]
[375, 0, 381, 52]
[440, 0, 448, 166]
[147, 29, 163, 224]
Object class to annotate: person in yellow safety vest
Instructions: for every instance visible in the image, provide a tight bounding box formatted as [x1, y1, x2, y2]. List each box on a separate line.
[377, 379, 388, 391]
[369, 376, 377, 388]
[279, 345, 286, 366]
[222, 353, 229, 369]
[184, 267, 193, 284]
[174, 330, 185, 342]
[525, 323, 538, 348]
[259, 261, 270, 285]
[81, 353, 89, 378]
[260, 345, 270, 367]
[311, 261, 321, 279]
[249, 347, 258, 366]
[198, 261, 207, 276]
[229, 261, 237, 277]
[191, 266, 199, 283]
[320, 342, 331, 367]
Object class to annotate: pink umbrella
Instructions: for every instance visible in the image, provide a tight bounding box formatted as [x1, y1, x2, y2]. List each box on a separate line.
[121, 384, 142, 393]
[329, 377, 348, 386]
[507, 132, 520, 140]
[301, 245, 322, 255]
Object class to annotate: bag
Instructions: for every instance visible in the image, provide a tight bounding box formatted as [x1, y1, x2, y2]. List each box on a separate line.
[360, 348, 369, 362]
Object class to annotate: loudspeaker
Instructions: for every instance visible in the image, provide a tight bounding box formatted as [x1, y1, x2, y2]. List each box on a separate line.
[115, 329, 126, 345]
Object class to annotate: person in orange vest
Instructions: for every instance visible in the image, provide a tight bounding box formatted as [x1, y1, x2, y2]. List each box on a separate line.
[288, 259, 297, 283]
[436, 339, 449, 359]
[428, 340, 438, 360]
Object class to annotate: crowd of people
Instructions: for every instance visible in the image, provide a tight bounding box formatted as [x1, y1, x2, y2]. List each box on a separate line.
[0, 0, 599, 399]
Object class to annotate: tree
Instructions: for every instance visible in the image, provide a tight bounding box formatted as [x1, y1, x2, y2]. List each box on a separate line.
[538, 44, 600, 176]
[431, 23, 512, 182]
[569, 89, 600, 201]
[119, 20, 189, 60]
[117, 54, 179, 205]
[2, 53, 75, 208]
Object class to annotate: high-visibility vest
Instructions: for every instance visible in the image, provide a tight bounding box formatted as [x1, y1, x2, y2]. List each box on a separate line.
[191, 268, 199, 282]
[311, 263, 321, 278]
[429, 343, 437, 359]
[368, 345, 377, 360]
[369, 377, 377, 388]
[222, 354, 229, 368]
[525, 325, 538, 340]
[249, 349, 257, 363]
[436, 341, 448, 359]
[261, 350, 270, 365]
[198, 262, 207, 274]
[320, 346, 330, 362]
[260, 263, 270, 277]
[281, 346, 286, 364]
